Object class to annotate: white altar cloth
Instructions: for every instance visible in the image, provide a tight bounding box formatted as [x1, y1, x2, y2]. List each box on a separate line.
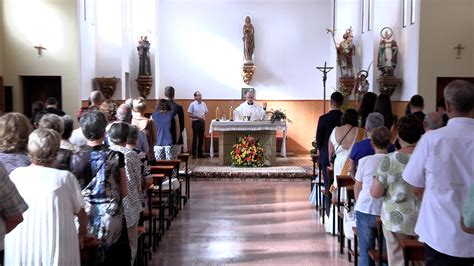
[209, 120, 287, 158]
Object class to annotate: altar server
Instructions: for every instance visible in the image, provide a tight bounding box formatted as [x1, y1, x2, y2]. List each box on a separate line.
[188, 91, 208, 158]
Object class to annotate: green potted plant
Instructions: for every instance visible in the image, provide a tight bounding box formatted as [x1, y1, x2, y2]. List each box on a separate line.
[267, 109, 290, 123]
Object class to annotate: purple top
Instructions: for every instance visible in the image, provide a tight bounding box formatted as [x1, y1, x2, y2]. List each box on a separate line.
[0, 152, 30, 175]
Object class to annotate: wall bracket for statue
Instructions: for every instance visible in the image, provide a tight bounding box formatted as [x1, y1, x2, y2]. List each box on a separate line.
[338, 77, 355, 98]
[95, 77, 120, 99]
[136, 76, 153, 99]
[242, 64, 256, 85]
[377, 76, 402, 96]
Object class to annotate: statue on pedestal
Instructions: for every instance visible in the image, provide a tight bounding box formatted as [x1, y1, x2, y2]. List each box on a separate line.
[137, 36, 151, 76]
[377, 27, 398, 76]
[136, 36, 153, 98]
[241, 16, 256, 84]
[243, 16, 255, 63]
[337, 28, 356, 77]
[352, 70, 369, 102]
[376, 27, 402, 96]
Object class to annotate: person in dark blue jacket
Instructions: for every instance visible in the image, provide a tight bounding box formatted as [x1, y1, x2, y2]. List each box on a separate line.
[315, 92, 344, 214]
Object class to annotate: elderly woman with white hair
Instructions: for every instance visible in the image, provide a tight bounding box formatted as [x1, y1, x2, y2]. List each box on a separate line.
[4, 128, 88, 265]
[38, 113, 78, 171]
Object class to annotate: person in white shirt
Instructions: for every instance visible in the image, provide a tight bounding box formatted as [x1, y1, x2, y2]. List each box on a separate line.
[403, 80, 474, 266]
[354, 126, 391, 266]
[188, 91, 208, 158]
[234, 90, 267, 121]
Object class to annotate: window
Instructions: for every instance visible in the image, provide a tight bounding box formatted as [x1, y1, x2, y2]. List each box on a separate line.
[402, 0, 409, 27]
[410, 0, 416, 24]
[361, 0, 365, 33]
[367, 0, 372, 31]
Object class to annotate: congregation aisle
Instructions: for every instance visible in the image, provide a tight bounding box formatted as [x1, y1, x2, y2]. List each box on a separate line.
[151, 181, 350, 265]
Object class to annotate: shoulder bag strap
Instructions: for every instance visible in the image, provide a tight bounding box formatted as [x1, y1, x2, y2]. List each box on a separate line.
[340, 128, 365, 175]
[334, 126, 354, 153]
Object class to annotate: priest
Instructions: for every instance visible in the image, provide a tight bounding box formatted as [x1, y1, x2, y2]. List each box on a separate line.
[234, 90, 267, 121]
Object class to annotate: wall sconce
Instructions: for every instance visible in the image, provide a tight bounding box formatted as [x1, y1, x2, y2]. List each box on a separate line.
[34, 44, 47, 57]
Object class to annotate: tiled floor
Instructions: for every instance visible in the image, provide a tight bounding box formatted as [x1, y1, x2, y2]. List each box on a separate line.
[151, 181, 351, 265]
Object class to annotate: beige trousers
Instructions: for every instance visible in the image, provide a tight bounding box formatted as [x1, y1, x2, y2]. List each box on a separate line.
[127, 224, 138, 265]
[382, 225, 423, 266]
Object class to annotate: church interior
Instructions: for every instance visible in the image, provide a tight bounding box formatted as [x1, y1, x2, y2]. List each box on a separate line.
[0, 0, 473, 265]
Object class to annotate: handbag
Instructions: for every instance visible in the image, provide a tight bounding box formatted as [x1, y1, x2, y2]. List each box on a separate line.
[330, 126, 353, 164]
[343, 206, 356, 240]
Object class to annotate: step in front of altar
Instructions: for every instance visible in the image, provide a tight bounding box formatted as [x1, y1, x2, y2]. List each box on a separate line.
[192, 165, 311, 180]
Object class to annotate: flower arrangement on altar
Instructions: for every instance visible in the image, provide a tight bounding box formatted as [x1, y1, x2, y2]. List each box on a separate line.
[266, 109, 290, 123]
[230, 135, 266, 167]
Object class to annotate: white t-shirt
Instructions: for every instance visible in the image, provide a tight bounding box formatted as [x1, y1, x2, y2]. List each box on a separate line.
[403, 117, 474, 258]
[187, 101, 208, 121]
[69, 128, 87, 148]
[354, 153, 385, 215]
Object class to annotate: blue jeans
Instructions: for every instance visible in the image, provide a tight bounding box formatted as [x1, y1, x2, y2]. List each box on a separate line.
[356, 211, 379, 266]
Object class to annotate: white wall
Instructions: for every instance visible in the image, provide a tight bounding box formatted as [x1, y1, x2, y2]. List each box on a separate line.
[0, 0, 4, 76]
[90, 0, 156, 100]
[158, 0, 331, 100]
[2, 0, 80, 117]
[95, 0, 123, 98]
[398, 0, 420, 101]
[418, 0, 474, 111]
[79, 0, 97, 99]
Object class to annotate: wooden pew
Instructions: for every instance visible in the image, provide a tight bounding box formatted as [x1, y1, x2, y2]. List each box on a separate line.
[152, 160, 182, 215]
[401, 239, 426, 266]
[142, 173, 165, 251]
[177, 153, 190, 201]
[336, 174, 355, 254]
[149, 166, 174, 234]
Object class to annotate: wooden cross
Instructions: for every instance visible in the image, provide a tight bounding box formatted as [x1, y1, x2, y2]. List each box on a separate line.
[34, 45, 47, 56]
[453, 43, 464, 59]
[316, 61, 334, 114]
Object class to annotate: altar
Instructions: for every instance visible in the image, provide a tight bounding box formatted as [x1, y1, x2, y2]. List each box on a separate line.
[209, 120, 287, 166]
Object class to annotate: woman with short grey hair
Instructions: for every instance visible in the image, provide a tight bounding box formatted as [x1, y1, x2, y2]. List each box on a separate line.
[38, 113, 64, 136]
[0, 112, 32, 174]
[4, 128, 88, 265]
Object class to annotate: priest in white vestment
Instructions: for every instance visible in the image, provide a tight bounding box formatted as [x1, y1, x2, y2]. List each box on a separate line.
[234, 90, 267, 121]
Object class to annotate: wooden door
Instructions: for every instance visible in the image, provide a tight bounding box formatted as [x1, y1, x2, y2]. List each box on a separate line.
[0, 76, 4, 113]
[22, 76, 62, 117]
[437, 77, 474, 101]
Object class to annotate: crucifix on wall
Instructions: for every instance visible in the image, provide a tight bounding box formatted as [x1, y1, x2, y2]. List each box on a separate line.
[34, 45, 47, 57]
[453, 43, 464, 59]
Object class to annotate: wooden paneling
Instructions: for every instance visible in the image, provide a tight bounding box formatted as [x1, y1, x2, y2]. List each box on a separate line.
[82, 99, 408, 154]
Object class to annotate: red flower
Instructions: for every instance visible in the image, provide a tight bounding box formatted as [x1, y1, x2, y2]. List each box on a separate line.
[246, 157, 251, 161]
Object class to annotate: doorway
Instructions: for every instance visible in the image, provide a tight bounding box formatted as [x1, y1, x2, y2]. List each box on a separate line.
[436, 77, 474, 102]
[22, 76, 62, 117]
